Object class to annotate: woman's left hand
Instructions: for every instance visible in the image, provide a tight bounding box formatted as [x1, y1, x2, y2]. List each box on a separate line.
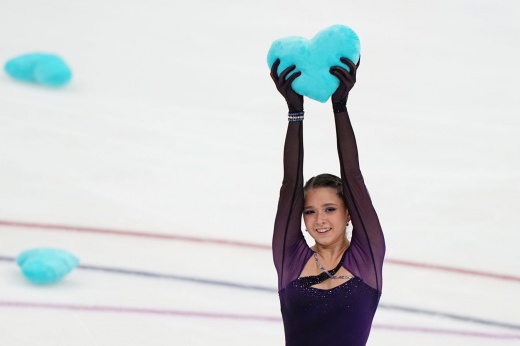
[330, 57, 360, 113]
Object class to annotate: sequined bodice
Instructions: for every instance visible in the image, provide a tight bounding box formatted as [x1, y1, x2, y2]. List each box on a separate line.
[279, 277, 380, 346]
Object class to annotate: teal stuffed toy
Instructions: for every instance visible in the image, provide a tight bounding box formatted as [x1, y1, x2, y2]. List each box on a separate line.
[267, 24, 360, 102]
[17, 248, 79, 284]
[4, 53, 72, 87]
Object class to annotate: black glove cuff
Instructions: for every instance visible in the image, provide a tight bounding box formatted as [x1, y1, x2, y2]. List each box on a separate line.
[288, 104, 304, 113]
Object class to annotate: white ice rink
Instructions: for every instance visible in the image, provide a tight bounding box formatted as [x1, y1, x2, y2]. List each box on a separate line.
[1, 0, 519, 345]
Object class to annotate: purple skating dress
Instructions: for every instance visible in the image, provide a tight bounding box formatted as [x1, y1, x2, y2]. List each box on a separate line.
[273, 111, 385, 346]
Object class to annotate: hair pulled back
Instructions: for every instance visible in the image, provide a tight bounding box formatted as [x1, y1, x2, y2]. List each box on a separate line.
[303, 173, 346, 207]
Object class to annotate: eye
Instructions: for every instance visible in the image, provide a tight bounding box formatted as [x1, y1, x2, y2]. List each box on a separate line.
[325, 207, 337, 213]
[303, 210, 315, 215]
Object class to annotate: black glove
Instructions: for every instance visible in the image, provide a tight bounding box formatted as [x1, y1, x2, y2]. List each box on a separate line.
[330, 57, 360, 113]
[270, 58, 304, 114]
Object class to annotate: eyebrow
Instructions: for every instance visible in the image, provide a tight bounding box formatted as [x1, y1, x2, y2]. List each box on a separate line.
[303, 203, 338, 209]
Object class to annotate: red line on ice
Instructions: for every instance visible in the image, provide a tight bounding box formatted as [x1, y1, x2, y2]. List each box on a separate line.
[384, 258, 520, 282]
[1, 219, 519, 283]
[0, 219, 269, 250]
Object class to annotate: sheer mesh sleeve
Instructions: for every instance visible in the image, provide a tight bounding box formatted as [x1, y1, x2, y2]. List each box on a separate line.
[335, 111, 385, 292]
[272, 121, 312, 291]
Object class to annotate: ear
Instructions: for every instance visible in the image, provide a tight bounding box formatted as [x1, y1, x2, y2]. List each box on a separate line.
[345, 209, 351, 223]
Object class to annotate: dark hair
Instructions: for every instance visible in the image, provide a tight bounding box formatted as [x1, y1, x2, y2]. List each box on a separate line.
[303, 173, 346, 206]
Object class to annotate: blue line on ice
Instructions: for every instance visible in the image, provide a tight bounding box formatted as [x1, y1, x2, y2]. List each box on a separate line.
[1, 255, 518, 331]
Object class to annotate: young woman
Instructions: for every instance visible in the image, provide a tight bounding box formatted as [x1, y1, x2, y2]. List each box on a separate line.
[271, 57, 385, 346]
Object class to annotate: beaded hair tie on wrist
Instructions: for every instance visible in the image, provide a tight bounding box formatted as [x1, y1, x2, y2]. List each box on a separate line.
[288, 111, 304, 122]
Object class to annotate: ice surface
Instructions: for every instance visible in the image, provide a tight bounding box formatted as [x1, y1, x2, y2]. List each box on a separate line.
[0, 0, 519, 345]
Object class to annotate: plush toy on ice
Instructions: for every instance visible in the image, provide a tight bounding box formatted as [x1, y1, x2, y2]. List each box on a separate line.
[4, 53, 72, 87]
[267, 24, 360, 102]
[16, 248, 79, 284]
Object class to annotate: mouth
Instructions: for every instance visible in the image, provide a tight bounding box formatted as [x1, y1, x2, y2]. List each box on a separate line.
[315, 227, 331, 234]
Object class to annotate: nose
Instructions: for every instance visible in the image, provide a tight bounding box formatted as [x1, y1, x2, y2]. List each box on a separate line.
[316, 211, 326, 224]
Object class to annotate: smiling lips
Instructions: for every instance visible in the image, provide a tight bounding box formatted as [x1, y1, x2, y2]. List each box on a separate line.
[316, 228, 332, 234]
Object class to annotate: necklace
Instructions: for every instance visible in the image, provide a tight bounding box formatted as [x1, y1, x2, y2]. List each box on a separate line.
[313, 252, 353, 280]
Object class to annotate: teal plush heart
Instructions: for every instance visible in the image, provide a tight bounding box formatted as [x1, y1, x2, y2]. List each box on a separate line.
[4, 53, 72, 87]
[16, 248, 79, 284]
[267, 24, 360, 103]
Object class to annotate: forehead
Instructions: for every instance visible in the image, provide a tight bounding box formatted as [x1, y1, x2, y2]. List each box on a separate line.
[304, 187, 342, 205]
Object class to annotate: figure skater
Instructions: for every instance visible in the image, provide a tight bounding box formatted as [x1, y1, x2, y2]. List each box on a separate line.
[270, 57, 385, 346]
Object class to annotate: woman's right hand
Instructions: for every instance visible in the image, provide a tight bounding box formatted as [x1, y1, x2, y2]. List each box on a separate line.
[270, 59, 304, 113]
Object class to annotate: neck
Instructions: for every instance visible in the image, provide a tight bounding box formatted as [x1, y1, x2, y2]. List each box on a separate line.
[312, 238, 350, 261]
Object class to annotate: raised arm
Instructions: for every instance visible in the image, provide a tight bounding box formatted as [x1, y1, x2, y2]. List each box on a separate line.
[270, 59, 312, 290]
[330, 58, 385, 292]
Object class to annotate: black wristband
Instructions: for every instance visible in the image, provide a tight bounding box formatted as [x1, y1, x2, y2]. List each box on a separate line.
[332, 99, 347, 114]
